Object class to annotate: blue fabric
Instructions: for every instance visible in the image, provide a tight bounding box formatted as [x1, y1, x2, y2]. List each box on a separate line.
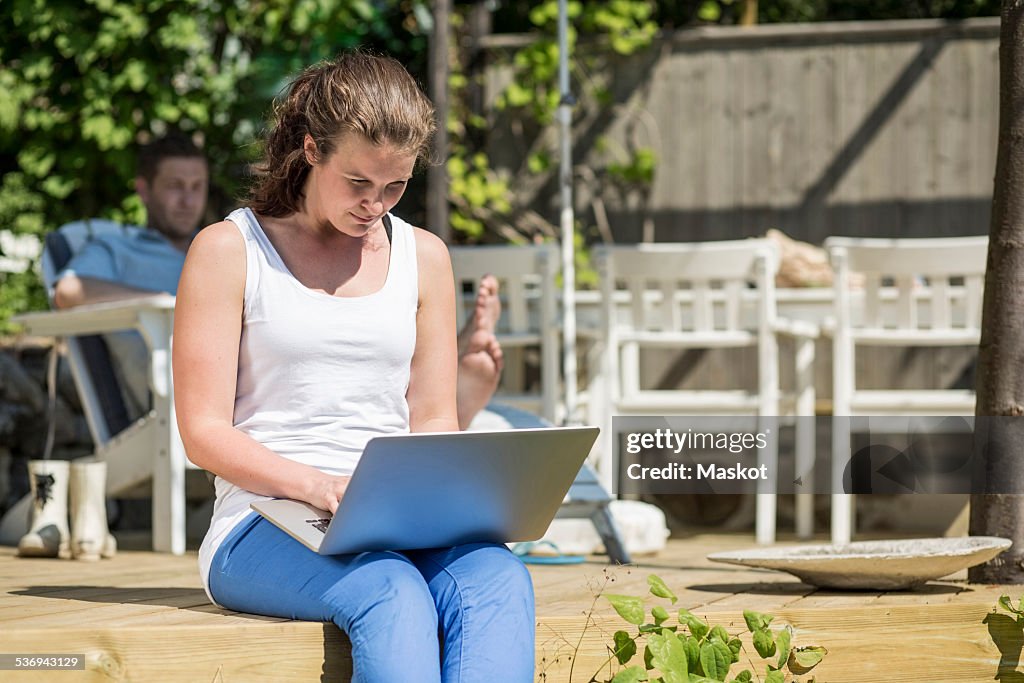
[58, 229, 187, 417]
[60, 229, 186, 295]
[208, 513, 536, 683]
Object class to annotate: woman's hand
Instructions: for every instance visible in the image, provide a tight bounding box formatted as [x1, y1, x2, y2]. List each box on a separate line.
[307, 472, 352, 515]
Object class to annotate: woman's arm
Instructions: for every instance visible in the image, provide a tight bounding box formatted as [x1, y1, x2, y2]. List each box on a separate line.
[407, 228, 460, 433]
[173, 221, 350, 513]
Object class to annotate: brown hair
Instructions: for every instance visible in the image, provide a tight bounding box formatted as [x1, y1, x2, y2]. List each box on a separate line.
[248, 51, 436, 217]
[136, 133, 206, 182]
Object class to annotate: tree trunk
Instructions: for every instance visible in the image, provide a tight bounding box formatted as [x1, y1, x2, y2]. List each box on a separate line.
[427, 0, 452, 243]
[969, 0, 1024, 584]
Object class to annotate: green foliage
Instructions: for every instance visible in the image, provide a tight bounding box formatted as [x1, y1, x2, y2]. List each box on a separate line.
[998, 594, 1024, 620]
[989, 595, 1024, 682]
[0, 0, 432, 327]
[607, 148, 657, 186]
[447, 151, 513, 240]
[469, 0, 662, 251]
[0, 270, 46, 335]
[445, 14, 515, 243]
[496, 0, 657, 123]
[582, 576, 827, 682]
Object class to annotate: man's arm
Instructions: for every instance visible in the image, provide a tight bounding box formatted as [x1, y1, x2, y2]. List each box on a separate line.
[53, 274, 163, 309]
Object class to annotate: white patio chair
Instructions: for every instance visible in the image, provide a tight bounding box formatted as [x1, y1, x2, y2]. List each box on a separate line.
[448, 244, 561, 423]
[825, 235, 987, 545]
[594, 240, 818, 544]
[11, 219, 197, 554]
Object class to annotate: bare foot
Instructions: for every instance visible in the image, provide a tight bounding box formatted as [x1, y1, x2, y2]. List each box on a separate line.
[457, 275, 504, 430]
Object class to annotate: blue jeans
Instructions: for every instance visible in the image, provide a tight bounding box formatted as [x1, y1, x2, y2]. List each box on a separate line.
[208, 513, 535, 683]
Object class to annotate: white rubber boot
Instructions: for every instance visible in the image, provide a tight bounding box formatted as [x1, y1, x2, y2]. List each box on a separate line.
[69, 458, 117, 561]
[17, 460, 70, 558]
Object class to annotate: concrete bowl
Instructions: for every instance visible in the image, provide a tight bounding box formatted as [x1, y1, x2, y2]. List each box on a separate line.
[707, 536, 1012, 589]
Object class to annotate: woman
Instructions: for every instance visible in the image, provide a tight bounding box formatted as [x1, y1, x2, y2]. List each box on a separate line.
[173, 52, 535, 682]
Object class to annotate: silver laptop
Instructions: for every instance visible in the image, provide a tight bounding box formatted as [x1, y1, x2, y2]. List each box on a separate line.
[250, 426, 599, 555]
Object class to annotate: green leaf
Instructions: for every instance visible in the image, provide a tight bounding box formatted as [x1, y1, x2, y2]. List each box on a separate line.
[611, 665, 649, 683]
[743, 610, 773, 632]
[648, 575, 678, 604]
[653, 606, 670, 626]
[447, 156, 467, 178]
[698, 640, 732, 681]
[697, 1, 721, 22]
[999, 595, 1023, 616]
[679, 610, 709, 640]
[614, 630, 638, 665]
[752, 628, 776, 659]
[41, 176, 76, 200]
[764, 670, 785, 683]
[775, 627, 792, 669]
[504, 82, 532, 108]
[789, 646, 828, 672]
[648, 630, 689, 682]
[81, 114, 117, 148]
[682, 636, 701, 673]
[527, 152, 551, 174]
[729, 671, 753, 683]
[727, 638, 742, 663]
[607, 594, 647, 625]
[708, 626, 731, 645]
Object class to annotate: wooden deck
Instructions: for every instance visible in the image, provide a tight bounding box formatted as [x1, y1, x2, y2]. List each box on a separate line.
[0, 532, 1016, 682]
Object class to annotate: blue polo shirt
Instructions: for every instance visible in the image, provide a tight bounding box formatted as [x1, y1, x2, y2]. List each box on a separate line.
[59, 228, 187, 294]
[57, 226, 189, 420]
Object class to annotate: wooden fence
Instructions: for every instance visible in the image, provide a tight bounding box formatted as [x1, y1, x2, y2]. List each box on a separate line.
[481, 18, 1000, 245]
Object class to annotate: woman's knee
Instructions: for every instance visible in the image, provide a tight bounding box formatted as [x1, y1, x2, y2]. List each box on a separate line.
[476, 542, 532, 576]
[480, 544, 534, 599]
[337, 554, 444, 682]
[331, 552, 438, 633]
[426, 543, 534, 603]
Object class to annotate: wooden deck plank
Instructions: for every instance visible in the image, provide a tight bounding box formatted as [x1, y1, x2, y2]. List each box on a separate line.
[0, 535, 1017, 682]
[1, 623, 352, 683]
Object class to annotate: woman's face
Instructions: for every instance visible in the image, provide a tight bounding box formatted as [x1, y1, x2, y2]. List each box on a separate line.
[304, 132, 417, 237]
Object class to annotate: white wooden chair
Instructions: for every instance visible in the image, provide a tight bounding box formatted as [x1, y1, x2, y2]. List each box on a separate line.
[594, 240, 818, 544]
[448, 244, 561, 423]
[12, 219, 196, 554]
[825, 235, 987, 545]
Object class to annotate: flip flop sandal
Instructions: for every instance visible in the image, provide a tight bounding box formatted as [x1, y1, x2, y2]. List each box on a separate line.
[510, 540, 586, 565]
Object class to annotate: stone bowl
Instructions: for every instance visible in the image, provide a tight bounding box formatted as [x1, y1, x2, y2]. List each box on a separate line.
[707, 536, 1012, 590]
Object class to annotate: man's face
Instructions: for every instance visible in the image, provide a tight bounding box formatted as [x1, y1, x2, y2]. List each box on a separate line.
[137, 156, 208, 242]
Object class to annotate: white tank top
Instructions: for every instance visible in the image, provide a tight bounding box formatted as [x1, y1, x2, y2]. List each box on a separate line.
[198, 207, 419, 600]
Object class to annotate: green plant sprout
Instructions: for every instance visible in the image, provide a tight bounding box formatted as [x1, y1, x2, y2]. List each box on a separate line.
[548, 573, 827, 683]
[989, 594, 1024, 682]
